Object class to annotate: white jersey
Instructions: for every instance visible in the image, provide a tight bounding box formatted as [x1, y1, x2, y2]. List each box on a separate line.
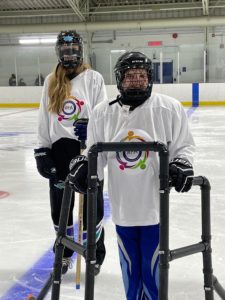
[37, 69, 107, 148]
[87, 92, 195, 226]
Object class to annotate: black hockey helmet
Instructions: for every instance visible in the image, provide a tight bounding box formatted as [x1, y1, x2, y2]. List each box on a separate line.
[114, 51, 153, 104]
[55, 30, 83, 69]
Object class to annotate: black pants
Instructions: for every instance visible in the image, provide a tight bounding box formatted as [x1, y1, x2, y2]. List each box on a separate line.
[49, 138, 105, 264]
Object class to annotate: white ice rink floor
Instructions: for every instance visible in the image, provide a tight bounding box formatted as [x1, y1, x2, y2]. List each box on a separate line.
[0, 107, 225, 300]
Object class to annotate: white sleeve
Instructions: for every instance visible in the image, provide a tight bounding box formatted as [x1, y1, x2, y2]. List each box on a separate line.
[86, 108, 107, 181]
[93, 73, 107, 107]
[169, 103, 195, 164]
[37, 77, 52, 149]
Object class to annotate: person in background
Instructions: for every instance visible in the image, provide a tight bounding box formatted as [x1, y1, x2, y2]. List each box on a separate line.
[8, 73, 16, 86]
[34, 30, 107, 275]
[18, 78, 26, 86]
[69, 51, 195, 299]
[35, 74, 45, 86]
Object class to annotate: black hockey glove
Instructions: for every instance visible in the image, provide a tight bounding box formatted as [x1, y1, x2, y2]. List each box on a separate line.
[34, 148, 57, 179]
[169, 157, 194, 192]
[68, 155, 88, 194]
[73, 118, 89, 143]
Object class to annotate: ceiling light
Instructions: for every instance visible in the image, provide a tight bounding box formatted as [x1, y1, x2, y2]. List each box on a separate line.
[19, 38, 57, 45]
[110, 50, 126, 53]
[19, 39, 40, 44]
[40, 38, 57, 44]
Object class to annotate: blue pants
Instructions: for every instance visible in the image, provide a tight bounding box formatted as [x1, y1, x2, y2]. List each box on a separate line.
[116, 224, 159, 300]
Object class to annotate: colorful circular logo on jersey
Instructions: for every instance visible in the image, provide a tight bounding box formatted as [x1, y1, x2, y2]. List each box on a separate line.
[58, 95, 84, 123]
[116, 130, 149, 171]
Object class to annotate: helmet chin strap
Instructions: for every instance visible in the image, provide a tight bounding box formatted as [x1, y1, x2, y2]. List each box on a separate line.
[60, 60, 82, 79]
[120, 86, 152, 110]
[66, 71, 77, 80]
[120, 95, 147, 110]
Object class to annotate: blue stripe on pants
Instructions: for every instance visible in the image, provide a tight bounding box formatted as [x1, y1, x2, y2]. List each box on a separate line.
[116, 224, 159, 300]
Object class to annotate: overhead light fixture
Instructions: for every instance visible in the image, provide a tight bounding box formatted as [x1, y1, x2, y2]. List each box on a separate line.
[19, 38, 57, 45]
[40, 38, 57, 44]
[110, 50, 126, 53]
[19, 39, 40, 44]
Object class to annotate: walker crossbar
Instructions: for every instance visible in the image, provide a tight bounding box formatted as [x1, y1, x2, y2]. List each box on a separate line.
[48, 142, 168, 300]
[159, 175, 225, 300]
[48, 141, 224, 300]
[85, 142, 169, 300]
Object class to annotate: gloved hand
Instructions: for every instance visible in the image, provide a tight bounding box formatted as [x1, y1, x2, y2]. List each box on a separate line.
[68, 155, 88, 194]
[34, 148, 57, 179]
[73, 118, 89, 142]
[169, 157, 194, 192]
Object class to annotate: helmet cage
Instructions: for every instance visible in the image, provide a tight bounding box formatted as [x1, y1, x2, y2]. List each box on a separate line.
[56, 31, 83, 68]
[114, 52, 153, 101]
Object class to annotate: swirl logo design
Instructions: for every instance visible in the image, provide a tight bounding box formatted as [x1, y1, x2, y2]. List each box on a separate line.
[116, 131, 149, 171]
[58, 96, 84, 122]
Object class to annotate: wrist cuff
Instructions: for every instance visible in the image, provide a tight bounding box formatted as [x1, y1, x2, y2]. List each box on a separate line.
[170, 157, 192, 168]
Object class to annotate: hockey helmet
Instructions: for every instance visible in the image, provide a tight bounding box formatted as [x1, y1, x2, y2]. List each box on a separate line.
[55, 30, 83, 69]
[114, 51, 153, 103]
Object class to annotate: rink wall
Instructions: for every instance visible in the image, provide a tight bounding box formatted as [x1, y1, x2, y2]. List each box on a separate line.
[0, 83, 225, 108]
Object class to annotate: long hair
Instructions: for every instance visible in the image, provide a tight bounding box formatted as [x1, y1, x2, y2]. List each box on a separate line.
[48, 63, 90, 114]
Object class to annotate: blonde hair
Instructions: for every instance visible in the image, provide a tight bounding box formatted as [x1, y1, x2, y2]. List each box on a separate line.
[48, 63, 90, 114]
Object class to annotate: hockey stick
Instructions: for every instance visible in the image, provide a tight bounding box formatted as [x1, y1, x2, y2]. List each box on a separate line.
[75, 191, 84, 289]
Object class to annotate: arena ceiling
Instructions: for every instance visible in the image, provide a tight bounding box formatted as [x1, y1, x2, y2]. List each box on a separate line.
[0, 0, 225, 43]
[1, 0, 225, 24]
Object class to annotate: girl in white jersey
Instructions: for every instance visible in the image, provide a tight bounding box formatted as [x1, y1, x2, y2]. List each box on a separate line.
[34, 30, 106, 275]
[69, 51, 195, 299]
